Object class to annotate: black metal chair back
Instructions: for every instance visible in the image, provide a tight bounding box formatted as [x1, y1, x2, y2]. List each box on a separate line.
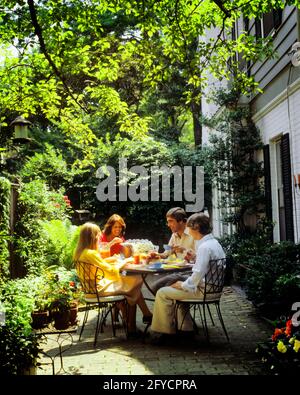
[75, 260, 104, 299]
[175, 257, 229, 343]
[204, 258, 227, 297]
[74, 260, 126, 346]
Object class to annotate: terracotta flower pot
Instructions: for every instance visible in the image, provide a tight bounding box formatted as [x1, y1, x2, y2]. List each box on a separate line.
[69, 302, 78, 326]
[53, 310, 71, 330]
[31, 310, 49, 329]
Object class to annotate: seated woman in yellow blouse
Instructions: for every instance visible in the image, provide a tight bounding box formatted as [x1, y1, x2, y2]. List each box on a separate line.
[74, 222, 152, 336]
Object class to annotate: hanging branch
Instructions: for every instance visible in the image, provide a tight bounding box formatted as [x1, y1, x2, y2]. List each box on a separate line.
[27, 0, 89, 113]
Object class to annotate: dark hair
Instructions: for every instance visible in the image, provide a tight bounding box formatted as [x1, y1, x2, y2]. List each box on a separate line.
[187, 213, 212, 235]
[166, 207, 187, 223]
[103, 214, 126, 236]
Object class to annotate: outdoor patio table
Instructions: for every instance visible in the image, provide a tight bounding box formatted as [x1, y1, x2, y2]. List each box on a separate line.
[123, 262, 193, 298]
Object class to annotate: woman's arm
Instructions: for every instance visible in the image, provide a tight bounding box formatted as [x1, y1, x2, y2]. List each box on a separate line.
[108, 237, 124, 247]
[89, 250, 121, 276]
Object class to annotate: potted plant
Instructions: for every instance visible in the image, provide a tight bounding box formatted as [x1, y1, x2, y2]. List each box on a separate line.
[31, 289, 52, 329]
[50, 284, 74, 330]
[42, 267, 83, 329]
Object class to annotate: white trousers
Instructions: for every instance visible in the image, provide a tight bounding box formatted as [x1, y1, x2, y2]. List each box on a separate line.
[151, 286, 205, 334]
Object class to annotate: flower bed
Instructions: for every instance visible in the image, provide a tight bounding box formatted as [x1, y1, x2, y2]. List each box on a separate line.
[257, 318, 300, 375]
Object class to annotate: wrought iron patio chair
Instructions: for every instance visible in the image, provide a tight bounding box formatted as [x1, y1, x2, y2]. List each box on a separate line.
[75, 260, 127, 347]
[175, 258, 229, 343]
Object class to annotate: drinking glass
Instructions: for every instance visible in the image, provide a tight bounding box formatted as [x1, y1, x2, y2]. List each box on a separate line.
[99, 242, 110, 258]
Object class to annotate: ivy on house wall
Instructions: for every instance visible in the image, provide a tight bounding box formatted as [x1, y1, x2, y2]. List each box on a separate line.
[204, 89, 265, 234]
[0, 176, 11, 280]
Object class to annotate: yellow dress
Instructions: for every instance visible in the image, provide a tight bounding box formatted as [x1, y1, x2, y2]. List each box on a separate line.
[77, 249, 142, 305]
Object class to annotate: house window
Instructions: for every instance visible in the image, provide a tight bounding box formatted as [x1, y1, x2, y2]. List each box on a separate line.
[255, 9, 283, 39]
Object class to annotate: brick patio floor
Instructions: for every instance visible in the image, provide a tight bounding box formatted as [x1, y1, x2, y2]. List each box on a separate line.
[37, 286, 271, 375]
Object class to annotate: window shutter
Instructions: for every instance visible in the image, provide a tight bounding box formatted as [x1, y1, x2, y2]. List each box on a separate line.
[263, 145, 273, 228]
[273, 9, 283, 30]
[281, 134, 294, 242]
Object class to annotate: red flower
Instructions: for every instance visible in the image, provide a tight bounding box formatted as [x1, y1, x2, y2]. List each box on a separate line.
[285, 319, 293, 337]
[63, 195, 72, 207]
[69, 281, 75, 287]
[272, 327, 284, 341]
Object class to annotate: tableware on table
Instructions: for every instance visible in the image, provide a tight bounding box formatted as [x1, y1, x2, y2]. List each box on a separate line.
[133, 254, 140, 264]
[99, 242, 110, 258]
[147, 262, 163, 270]
[120, 242, 133, 258]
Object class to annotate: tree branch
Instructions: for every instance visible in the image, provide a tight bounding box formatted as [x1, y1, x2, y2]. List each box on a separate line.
[27, 0, 89, 113]
[212, 0, 231, 18]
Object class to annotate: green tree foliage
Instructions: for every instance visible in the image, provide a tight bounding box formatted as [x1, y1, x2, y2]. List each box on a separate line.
[20, 143, 73, 189]
[1, 0, 296, 152]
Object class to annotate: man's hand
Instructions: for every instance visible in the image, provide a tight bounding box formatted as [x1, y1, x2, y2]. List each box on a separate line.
[170, 281, 183, 290]
[146, 251, 162, 261]
[184, 249, 196, 262]
[172, 245, 185, 254]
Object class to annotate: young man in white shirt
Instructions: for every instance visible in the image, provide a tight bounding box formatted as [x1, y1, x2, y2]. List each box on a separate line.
[150, 207, 196, 294]
[151, 213, 225, 343]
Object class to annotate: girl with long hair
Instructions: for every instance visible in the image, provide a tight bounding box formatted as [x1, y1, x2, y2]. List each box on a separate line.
[74, 222, 152, 336]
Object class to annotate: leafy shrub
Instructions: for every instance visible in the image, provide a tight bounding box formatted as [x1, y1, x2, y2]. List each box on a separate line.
[41, 219, 79, 269]
[245, 242, 300, 309]
[0, 326, 41, 375]
[0, 276, 43, 375]
[14, 179, 71, 275]
[20, 143, 73, 190]
[220, 219, 273, 284]
[0, 268, 81, 374]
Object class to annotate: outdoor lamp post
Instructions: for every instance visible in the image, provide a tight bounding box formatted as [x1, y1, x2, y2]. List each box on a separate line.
[6, 116, 32, 277]
[10, 116, 32, 144]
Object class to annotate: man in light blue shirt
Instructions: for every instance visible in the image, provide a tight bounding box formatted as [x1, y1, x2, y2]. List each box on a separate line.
[151, 213, 225, 339]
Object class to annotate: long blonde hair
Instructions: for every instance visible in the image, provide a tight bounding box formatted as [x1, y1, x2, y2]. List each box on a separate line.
[74, 222, 101, 261]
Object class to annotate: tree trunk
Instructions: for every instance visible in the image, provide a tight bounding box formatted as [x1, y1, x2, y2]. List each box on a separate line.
[191, 100, 202, 147]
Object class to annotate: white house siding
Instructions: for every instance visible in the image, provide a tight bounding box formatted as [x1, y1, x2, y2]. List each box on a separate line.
[201, 27, 229, 236]
[202, 6, 300, 241]
[252, 78, 300, 242]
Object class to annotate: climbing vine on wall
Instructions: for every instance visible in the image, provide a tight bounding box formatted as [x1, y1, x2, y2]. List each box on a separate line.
[204, 89, 265, 234]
